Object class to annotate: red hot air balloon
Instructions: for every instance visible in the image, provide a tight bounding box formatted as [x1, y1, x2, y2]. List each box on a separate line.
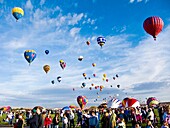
[143, 16, 164, 40]
[122, 97, 140, 108]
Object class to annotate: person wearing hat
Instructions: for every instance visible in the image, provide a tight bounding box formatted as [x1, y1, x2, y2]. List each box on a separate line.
[29, 109, 39, 128]
[36, 107, 44, 128]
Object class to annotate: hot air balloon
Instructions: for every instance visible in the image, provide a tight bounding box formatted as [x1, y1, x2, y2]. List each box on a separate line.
[45, 50, 49, 55]
[43, 65, 50, 74]
[82, 73, 86, 78]
[100, 85, 104, 91]
[77, 96, 88, 110]
[116, 74, 119, 78]
[95, 86, 99, 89]
[86, 41, 90, 46]
[51, 80, 55, 84]
[62, 106, 71, 112]
[91, 83, 94, 86]
[24, 50, 36, 65]
[12, 7, 24, 21]
[103, 74, 107, 78]
[122, 97, 140, 108]
[97, 37, 106, 48]
[73, 88, 75, 91]
[143, 16, 164, 40]
[59, 59, 66, 70]
[117, 85, 120, 88]
[57, 76, 62, 82]
[93, 74, 96, 77]
[106, 79, 108, 82]
[82, 82, 86, 87]
[92, 63, 96, 67]
[113, 77, 116, 80]
[147, 97, 159, 107]
[107, 98, 121, 108]
[110, 85, 113, 87]
[78, 56, 83, 61]
[89, 87, 92, 90]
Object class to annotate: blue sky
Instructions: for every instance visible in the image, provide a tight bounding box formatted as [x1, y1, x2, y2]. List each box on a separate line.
[0, 0, 170, 108]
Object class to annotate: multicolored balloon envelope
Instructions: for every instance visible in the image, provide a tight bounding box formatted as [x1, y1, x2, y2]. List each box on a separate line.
[69, 104, 77, 110]
[59, 59, 66, 70]
[147, 97, 159, 107]
[143, 16, 164, 40]
[0, 106, 12, 112]
[77, 95, 88, 110]
[12, 7, 24, 21]
[122, 97, 140, 108]
[24, 50, 36, 65]
[97, 37, 106, 48]
[107, 98, 121, 108]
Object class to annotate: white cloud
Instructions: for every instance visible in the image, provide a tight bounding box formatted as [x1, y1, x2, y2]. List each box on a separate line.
[120, 26, 126, 33]
[129, 0, 135, 3]
[68, 13, 84, 25]
[40, 0, 46, 6]
[112, 26, 126, 33]
[3, 39, 27, 50]
[83, 18, 96, 25]
[0, 2, 169, 108]
[70, 27, 81, 37]
[25, 0, 33, 10]
[129, 0, 149, 3]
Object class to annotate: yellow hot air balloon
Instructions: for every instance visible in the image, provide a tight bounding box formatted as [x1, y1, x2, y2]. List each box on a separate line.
[59, 59, 64, 63]
[12, 7, 24, 21]
[103, 74, 107, 78]
[92, 63, 96, 67]
[43, 65, 50, 74]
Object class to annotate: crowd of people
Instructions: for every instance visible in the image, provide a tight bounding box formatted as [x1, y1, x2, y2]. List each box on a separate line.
[0, 105, 170, 128]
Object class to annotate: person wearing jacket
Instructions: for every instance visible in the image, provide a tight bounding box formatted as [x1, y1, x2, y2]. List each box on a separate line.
[29, 109, 39, 128]
[89, 111, 98, 128]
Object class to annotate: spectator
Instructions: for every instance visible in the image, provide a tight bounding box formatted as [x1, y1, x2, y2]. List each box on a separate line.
[161, 121, 169, 128]
[29, 109, 39, 128]
[15, 114, 24, 128]
[52, 113, 60, 128]
[44, 113, 52, 128]
[62, 113, 68, 128]
[89, 111, 98, 128]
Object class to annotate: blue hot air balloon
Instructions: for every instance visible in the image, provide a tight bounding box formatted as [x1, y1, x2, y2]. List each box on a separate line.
[24, 50, 36, 65]
[45, 50, 49, 55]
[97, 37, 106, 48]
